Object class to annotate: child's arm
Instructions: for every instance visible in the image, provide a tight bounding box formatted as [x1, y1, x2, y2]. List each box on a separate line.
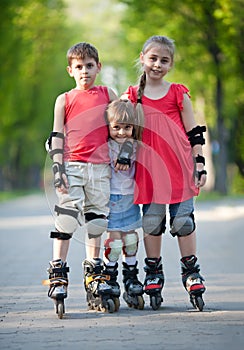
[181, 94, 207, 188]
[48, 93, 69, 193]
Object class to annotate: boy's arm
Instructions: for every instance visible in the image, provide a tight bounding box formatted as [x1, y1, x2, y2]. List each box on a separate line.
[47, 94, 69, 192]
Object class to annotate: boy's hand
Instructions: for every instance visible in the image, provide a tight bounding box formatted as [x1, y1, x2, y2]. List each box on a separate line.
[52, 162, 69, 193]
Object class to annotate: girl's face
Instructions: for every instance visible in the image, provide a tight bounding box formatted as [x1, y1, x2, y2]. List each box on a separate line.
[109, 121, 134, 144]
[140, 44, 173, 81]
[67, 57, 101, 90]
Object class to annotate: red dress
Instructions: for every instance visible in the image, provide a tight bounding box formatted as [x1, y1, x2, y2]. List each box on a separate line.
[125, 83, 199, 204]
[63, 86, 110, 164]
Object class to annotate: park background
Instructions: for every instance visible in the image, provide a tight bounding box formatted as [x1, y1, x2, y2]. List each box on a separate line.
[0, 0, 243, 198]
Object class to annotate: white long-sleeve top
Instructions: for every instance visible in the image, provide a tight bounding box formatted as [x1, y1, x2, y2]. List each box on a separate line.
[108, 139, 137, 195]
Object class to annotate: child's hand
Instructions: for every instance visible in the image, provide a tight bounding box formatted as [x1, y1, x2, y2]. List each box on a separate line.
[114, 160, 130, 172]
[52, 162, 69, 193]
[195, 167, 207, 188]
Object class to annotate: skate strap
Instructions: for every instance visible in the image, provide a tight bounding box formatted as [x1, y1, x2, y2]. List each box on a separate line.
[42, 277, 68, 286]
[86, 274, 111, 284]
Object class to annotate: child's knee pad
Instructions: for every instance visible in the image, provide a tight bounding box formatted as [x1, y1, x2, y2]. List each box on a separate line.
[170, 213, 195, 237]
[104, 238, 123, 262]
[54, 205, 79, 236]
[122, 232, 138, 256]
[142, 214, 166, 236]
[85, 212, 108, 238]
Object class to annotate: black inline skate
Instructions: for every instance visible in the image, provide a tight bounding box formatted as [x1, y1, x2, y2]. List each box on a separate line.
[83, 258, 116, 313]
[144, 257, 164, 310]
[181, 255, 206, 311]
[103, 262, 121, 311]
[44, 259, 69, 319]
[122, 261, 144, 309]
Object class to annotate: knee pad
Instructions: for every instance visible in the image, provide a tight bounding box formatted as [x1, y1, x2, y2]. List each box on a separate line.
[54, 205, 79, 236]
[85, 212, 108, 239]
[170, 213, 195, 237]
[104, 238, 123, 262]
[142, 215, 166, 236]
[122, 232, 138, 256]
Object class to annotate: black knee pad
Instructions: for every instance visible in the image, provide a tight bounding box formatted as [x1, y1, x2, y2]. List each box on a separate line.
[170, 213, 195, 237]
[142, 215, 166, 236]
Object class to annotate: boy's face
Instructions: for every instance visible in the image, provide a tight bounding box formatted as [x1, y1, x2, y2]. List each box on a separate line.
[67, 57, 101, 90]
[109, 121, 134, 144]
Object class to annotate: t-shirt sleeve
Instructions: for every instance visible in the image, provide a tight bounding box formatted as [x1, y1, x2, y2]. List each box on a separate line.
[175, 84, 191, 111]
[123, 86, 138, 104]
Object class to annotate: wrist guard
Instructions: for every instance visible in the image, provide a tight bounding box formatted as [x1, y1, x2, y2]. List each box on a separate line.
[116, 140, 133, 167]
[45, 132, 64, 160]
[186, 125, 206, 147]
[195, 154, 205, 165]
[52, 162, 66, 188]
[196, 170, 207, 181]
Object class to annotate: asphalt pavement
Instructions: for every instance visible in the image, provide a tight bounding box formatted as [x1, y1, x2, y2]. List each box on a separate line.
[0, 192, 244, 350]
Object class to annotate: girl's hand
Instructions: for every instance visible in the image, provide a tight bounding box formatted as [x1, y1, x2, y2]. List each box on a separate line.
[113, 160, 129, 172]
[195, 167, 207, 188]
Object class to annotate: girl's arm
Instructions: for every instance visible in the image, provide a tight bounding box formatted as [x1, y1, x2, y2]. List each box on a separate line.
[181, 94, 207, 188]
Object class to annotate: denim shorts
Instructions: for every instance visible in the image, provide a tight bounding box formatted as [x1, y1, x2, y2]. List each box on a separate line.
[108, 194, 142, 232]
[142, 198, 194, 234]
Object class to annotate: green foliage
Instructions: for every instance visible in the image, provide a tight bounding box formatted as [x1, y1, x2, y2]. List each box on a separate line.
[0, 0, 71, 189]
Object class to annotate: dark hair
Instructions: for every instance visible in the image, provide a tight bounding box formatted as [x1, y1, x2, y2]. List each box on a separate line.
[66, 42, 99, 66]
[106, 99, 143, 141]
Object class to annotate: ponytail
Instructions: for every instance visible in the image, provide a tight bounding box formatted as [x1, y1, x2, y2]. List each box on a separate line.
[135, 72, 146, 141]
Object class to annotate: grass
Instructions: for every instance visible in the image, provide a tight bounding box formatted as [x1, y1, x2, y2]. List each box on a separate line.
[0, 189, 43, 202]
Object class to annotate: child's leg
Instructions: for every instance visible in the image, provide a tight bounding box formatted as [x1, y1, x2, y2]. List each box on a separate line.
[53, 239, 70, 262]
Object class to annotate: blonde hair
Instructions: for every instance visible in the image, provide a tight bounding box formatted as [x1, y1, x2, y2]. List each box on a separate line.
[136, 35, 175, 132]
[105, 99, 143, 141]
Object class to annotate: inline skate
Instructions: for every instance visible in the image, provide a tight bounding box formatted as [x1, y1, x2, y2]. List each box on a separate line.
[144, 257, 164, 310]
[122, 262, 144, 310]
[103, 262, 121, 311]
[181, 255, 206, 311]
[83, 258, 116, 313]
[43, 259, 69, 319]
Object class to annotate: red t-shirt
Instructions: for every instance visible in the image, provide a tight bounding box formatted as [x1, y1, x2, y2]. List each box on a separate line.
[125, 83, 199, 204]
[63, 86, 110, 163]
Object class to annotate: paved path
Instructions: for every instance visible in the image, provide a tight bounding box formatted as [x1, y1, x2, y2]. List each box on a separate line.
[0, 193, 244, 350]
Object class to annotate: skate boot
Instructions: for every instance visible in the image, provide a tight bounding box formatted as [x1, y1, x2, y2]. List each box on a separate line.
[103, 262, 121, 311]
[181, 255, 206, 311]
[144, 257, 164, 310]
[83, 258, 116, 313]
[44, 259, 69, 319]
[122, 261, 144, 310]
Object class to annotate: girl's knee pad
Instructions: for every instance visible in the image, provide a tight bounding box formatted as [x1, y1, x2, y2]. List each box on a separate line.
[142, 215, 166, 236]
[104, 238, 123, 262]
[122, 232, 138, 256]
[170, 213, 195, 237]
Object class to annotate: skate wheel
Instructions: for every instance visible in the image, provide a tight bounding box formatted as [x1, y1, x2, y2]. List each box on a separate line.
[136, 295, 145, 310]
[56, 300, 64, 319]
[150, 295, 161, 310]
[195, 295, 204, 311]
[114, 297, 120, 312]
[107, 298, 115, 313]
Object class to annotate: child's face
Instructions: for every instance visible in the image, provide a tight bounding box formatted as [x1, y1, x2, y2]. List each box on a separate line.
[109, 121, 134, 143]
[67, 57, 101, 90]
[140, 44, 172, 81]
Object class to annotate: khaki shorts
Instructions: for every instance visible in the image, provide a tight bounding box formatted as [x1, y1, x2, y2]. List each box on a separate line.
[57, 162, 111, 217]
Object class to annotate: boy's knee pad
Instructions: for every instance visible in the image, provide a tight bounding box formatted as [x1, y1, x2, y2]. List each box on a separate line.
[142, 215, 166, 236]
[122, 232, 138, 257]
[170, 213, 195, 237]
[104, 238, 123, 262]
[85, 212, 108, 238]
[54, 205, 79, 236]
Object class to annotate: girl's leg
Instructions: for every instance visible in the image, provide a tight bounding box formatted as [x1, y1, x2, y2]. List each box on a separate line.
[177, 231, 196, 257]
